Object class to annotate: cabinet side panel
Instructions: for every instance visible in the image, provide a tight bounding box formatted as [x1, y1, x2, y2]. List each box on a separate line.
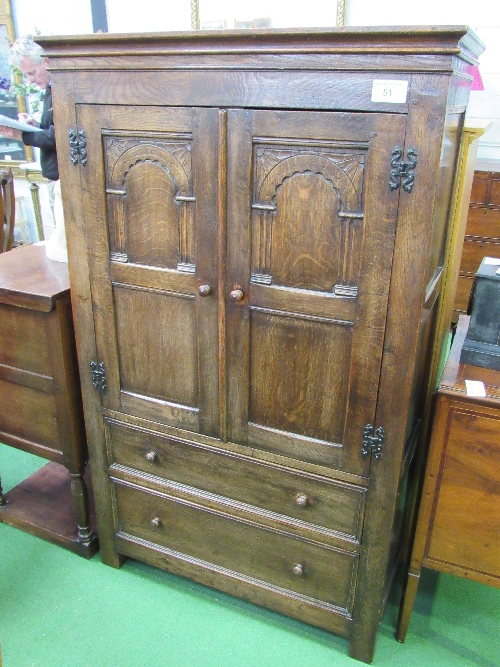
[428, 405, 500, 578]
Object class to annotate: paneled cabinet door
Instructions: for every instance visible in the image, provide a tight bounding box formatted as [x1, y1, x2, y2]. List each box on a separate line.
[226, 110, 406, 477]
[76, 105, 221, 437]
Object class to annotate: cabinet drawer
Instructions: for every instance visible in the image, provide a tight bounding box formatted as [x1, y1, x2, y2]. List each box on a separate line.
[113, 478, 358, 614]
[465, 208, 500, 239]
[0, 303, 52, 375]
[460, 238, 500, 275]
[106, 419, 366, 542]
[0, 377, 60, 451]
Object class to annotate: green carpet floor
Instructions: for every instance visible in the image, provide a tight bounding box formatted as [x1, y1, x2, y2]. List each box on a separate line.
[1, 446, 499, 667]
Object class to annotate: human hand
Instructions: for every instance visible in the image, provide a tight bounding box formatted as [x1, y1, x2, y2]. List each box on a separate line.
[0, 125, 22, 140]
[18, 113, 37, 126]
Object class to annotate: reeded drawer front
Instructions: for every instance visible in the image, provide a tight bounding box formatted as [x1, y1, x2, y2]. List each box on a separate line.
[112, 478, 358, 614]
[106, 419, 366, 542]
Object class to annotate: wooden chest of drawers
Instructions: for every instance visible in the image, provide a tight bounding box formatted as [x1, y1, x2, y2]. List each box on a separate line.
[397, 315, 500, 640]
[454, 165, 500, 319]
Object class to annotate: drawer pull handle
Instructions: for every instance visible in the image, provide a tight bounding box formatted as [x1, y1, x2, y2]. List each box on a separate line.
[230, 288, 244, 302]
[151, 517, 162, 528]
[145, 451, 157, 462]
[292, 563, 305, 576]
[198, 284, 212, 297]
[295, 493, 310, 507]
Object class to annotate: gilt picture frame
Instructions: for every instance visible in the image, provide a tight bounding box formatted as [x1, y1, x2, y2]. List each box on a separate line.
[191, 0, 346, 30]
[0, 0, 34, 169]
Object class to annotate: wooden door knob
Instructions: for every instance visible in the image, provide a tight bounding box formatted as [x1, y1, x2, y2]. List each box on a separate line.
[292, 563, 305, 576]
[146, 451, 157, 462]
[230, 289, 244, 302]
[295, 493, 309, 507]
[198, 284, 212, 296]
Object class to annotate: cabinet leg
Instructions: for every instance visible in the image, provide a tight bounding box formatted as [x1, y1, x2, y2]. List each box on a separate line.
[348, 629, 377, 664]
[70, 469, 94, 546]
[396, 570, 421, 642]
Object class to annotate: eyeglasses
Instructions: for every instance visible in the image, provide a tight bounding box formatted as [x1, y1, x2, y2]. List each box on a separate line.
[22, 61, 42, 82]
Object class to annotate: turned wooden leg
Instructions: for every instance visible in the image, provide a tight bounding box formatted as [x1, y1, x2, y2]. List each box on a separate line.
[0, 474, 7, 507]
[70, 468, 94, 546]
[396, 570, 421, 642]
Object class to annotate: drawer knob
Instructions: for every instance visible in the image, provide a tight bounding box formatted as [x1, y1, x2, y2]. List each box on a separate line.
[151, 516, 162, 528]
[145, 451, 157, 462]
[230, 289, 244, 302]
[198, 284, 212, 297]
[295, 493, 310, 507]
[292, 563, 305, 576]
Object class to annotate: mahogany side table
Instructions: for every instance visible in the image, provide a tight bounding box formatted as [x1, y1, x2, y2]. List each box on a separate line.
[397, 315, 500, 640]
[0, 243, 98, 558]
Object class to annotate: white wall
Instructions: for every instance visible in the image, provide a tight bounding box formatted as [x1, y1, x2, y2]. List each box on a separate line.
[105, 0, 191, 33]
[13, 0, 93, 36]
[346, 0, 500, 162]
[10, 0, 500, 161]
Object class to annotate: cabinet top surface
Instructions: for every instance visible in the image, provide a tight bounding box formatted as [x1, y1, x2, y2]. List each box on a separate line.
[439, 316, 500, 400]
[36, 25, 484, 63]
[0, 244, 70, 311]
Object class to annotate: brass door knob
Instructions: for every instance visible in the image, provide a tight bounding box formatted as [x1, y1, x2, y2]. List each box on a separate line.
[151, 517, 161, 528]
[292, 563, 305, 576]
[230, 289, 244, 302]
[295, 493, 309, 507]
[146, 451, 157, 462]
[198, 284, 212, 296]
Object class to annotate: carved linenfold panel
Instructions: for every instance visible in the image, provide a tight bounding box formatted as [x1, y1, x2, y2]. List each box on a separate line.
[103, 134, 195, 271]
[251, 143, 366, 295]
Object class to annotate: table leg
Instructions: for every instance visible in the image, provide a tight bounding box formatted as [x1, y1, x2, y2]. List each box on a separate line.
[29, 181, 45, 241]
[396, 569, 421, 642]
[70, 468, 94, 546]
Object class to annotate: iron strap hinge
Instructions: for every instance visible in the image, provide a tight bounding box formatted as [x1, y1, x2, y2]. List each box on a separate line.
[389, 146, 417, 193]
[69, 128, 87, 166]
[90, 361, 107, 391]
[362, 424, 385, 459]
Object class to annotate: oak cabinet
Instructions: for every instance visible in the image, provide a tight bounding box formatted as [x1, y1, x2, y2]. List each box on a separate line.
[39, 27, 483, 663]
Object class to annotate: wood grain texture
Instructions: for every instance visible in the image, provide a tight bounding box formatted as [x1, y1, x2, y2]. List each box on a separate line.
[0, 244, 96, 557]
[397, 316, 500, 642]
[41, 27, 484, 664]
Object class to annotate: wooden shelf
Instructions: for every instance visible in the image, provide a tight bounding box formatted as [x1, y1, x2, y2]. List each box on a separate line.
[0, 461, 98, 558]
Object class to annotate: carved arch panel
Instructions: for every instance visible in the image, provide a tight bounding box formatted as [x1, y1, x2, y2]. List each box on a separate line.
[104, 134, 196, 271]
[251, 143, 366, 296]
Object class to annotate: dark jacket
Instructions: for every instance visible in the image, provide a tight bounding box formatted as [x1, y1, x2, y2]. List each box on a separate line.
[21, 84, 58, 181]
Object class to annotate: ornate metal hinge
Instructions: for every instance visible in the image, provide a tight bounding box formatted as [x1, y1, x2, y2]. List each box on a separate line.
[69, 128, 87, 166]
[361, 424, 385, 459]
[389, 146, 417, 193]
[90, 361, 107, 391]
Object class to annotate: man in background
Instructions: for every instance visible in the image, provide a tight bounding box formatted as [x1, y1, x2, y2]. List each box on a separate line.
[0, 35, 66, 261]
